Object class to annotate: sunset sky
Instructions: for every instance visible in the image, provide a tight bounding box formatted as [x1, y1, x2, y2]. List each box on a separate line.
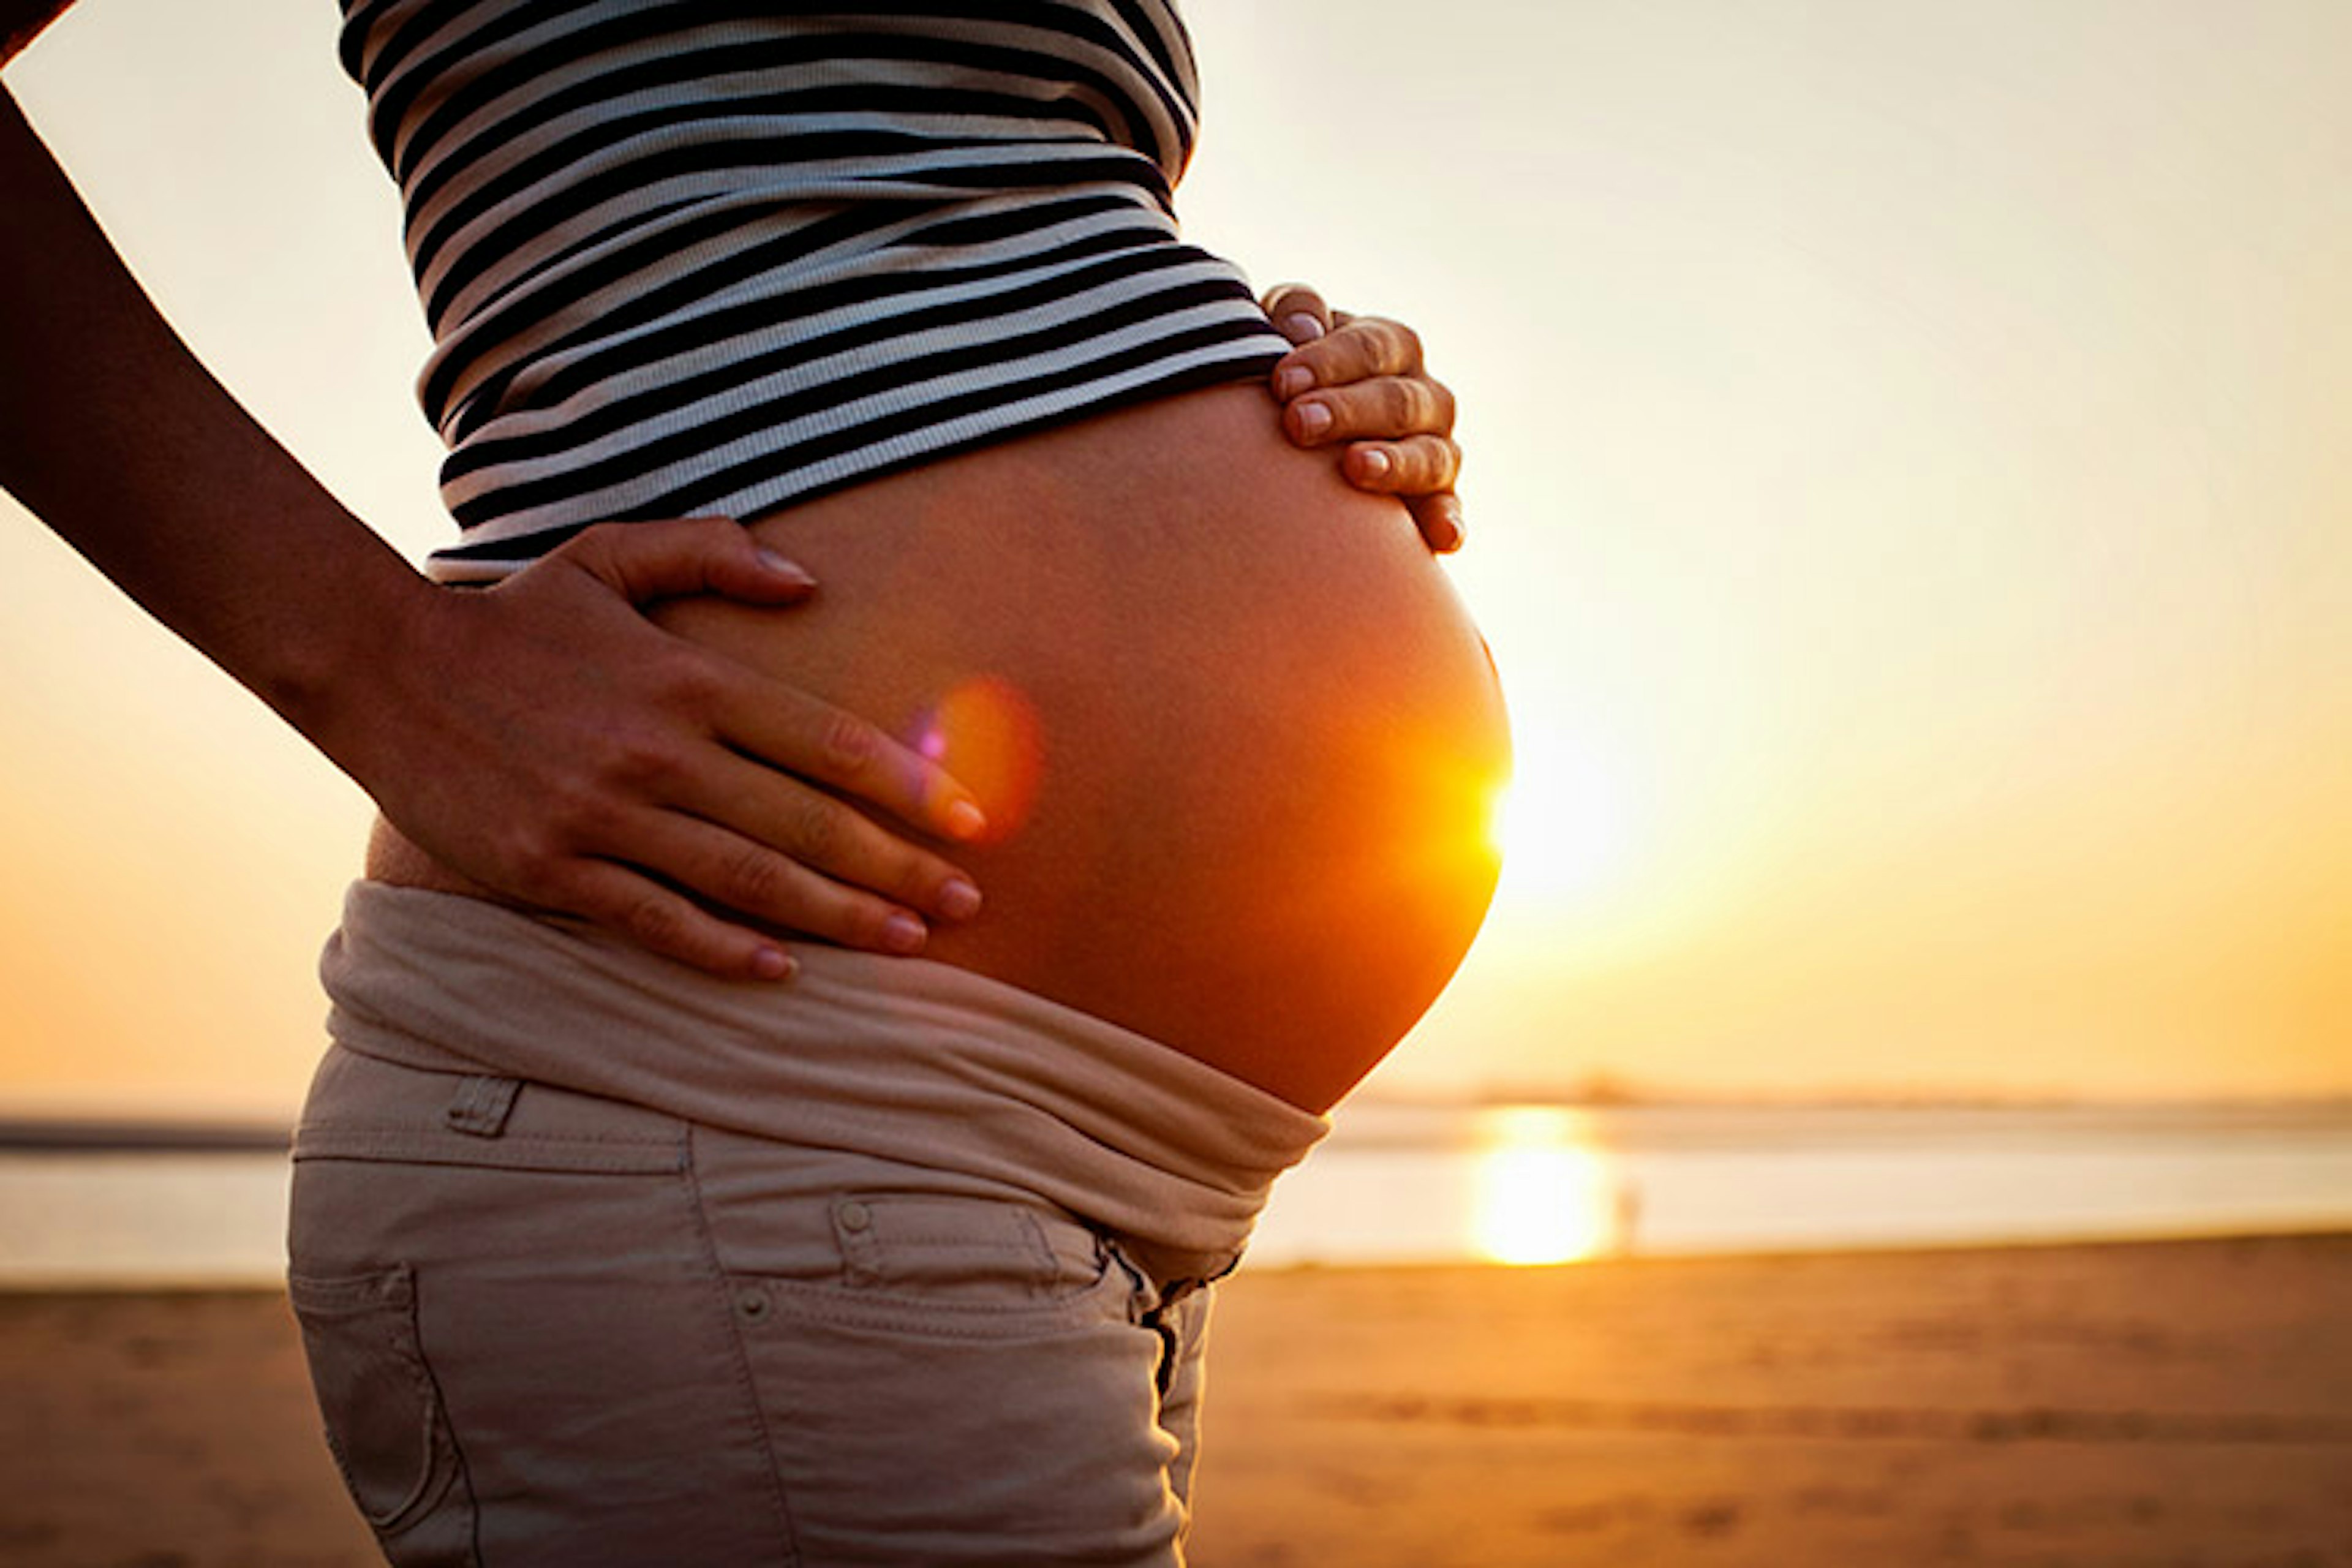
[3, 0, 2345, 1118]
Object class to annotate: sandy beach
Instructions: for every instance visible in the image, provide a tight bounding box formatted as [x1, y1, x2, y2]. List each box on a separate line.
[2, 1233, 2346, 1566]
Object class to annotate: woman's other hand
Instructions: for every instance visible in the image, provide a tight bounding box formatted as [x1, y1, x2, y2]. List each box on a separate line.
[355, 519, 991, 981]
[1263, 282, 1466, 554]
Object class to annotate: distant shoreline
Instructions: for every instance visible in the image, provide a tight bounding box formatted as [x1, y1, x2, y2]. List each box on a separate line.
[0, 1119, 289, 1154]
[7, 1091, 2351, 1153]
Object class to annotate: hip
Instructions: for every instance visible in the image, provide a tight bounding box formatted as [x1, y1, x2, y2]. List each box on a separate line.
[288, 1038, 1227, 1565]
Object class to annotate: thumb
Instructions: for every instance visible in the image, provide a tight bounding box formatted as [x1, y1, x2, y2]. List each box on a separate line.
[554, 518, 818, 607]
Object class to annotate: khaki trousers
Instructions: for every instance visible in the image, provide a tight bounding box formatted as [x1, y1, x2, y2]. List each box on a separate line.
[287, 884, 1324, 1567]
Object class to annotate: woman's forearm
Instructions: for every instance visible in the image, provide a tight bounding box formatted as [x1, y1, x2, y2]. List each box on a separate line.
[2, 1, 75, 70]
[0, 85, 429, 748]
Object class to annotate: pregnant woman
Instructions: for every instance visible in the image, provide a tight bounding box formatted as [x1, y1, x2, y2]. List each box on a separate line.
[4, 4, 1509, 1564]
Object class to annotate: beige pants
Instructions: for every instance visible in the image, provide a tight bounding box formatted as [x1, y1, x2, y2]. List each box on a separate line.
[288, 884, 1325, 1567]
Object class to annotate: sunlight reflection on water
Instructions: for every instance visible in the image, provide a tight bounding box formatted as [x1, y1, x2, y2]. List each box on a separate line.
[1471, 1106, 1630, 1265]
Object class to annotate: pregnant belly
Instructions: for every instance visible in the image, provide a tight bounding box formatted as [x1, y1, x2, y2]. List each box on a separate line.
[658, 383, 1510, 1109]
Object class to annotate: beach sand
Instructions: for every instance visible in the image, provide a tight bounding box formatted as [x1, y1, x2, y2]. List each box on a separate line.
[2, 1234, 2346, 1566]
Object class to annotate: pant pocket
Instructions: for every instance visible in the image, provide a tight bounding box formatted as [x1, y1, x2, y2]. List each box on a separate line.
[287, 1263, 477, 1567]
[725, 1197, 1190, 1565]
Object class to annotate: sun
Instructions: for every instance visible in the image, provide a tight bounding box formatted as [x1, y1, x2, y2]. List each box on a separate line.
[1487, 721, 1634, 910]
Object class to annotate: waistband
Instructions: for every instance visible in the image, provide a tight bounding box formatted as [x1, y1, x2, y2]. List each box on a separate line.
[318, 883, 1326, 1276]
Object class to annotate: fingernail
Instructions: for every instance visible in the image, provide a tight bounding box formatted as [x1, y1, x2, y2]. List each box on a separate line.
[1294, 401, 1332, 438]
[752, 946, 797, 982]
[882, 912, 928, 954]
[944, 799, 989, 842]
[1428, 500, 1465, 552]
[1280, 312, 1326, 344]
[939, 878, 982, 920]
[1357, 445, 1392, 477]
[1274, 365, 1314, 399]
[757, 548, 817, 588]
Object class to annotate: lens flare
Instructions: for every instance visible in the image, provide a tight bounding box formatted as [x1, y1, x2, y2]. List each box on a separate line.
[910, 675, 1044, 844]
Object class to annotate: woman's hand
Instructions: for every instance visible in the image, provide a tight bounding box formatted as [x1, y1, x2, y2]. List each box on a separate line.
[351, 519, 991, 982]
[1263, 282, 1466, 554]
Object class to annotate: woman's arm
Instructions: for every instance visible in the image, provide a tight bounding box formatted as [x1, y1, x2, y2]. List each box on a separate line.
[0, 0, 67, 62]
[0, 83, 987, 981]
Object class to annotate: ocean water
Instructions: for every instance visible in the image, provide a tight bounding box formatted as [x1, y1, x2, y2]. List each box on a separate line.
[3, 1102, 2349, 1287]
[1249, 1101, 2352, 1267]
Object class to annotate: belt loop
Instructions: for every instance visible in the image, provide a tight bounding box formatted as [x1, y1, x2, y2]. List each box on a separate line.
[834, 1196, 884, 1287]
[444, 1075, 522, 1138]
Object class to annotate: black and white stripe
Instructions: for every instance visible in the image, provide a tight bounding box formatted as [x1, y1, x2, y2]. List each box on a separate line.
[335, 0, 1288, 580]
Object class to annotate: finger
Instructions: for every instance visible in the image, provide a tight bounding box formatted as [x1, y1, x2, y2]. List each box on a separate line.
[554, 858, 801, 981]
[680, 748, 984, 927]
[615, 807, 951, 957]
[1260, 281, 1333, 347]
[1284, 375, 1457, 448]
[1341, 435, 1463, 499]
[1406, 493, 1468, 555]
[1273, 315, 1425, 401]
[712, 673, 992, 848]
[554, 517, 820, 608]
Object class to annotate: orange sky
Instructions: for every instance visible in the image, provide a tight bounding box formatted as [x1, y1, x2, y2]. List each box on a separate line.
[2, 0, 2346, 1117]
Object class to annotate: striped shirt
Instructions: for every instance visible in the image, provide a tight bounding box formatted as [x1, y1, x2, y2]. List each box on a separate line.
[334, 0, 1291, 582]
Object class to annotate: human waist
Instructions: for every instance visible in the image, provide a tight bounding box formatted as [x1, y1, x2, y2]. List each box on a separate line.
[318, 880, 1327, 1283]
